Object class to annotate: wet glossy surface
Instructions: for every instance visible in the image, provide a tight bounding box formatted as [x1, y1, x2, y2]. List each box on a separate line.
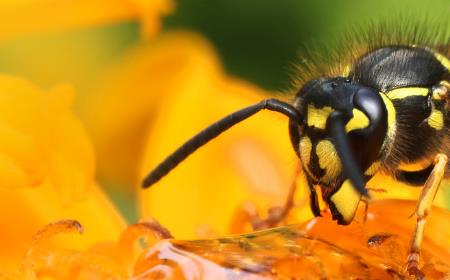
[134, 200, 450, 279]
[2, 200, 449, 279]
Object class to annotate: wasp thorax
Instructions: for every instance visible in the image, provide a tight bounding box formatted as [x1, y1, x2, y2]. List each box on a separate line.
[293, 77, 388, 187]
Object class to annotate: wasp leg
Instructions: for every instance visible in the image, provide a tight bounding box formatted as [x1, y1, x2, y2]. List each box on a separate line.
[229, 165, 302, 233]
[358, 188, 386, 224]
[406, 153, 448, 279]
[254, 164, 304, 230]
[358, 198, 369, 224]
[229, 200, 259, 233]
[253, 171, 299, 230]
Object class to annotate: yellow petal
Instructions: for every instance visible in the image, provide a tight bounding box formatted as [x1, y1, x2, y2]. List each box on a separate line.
[132, 32, 302, 238]
[81, 32, 224, 188]
[1, 219, 173, 278]
[132, 0, 175, 39]
[0, 76, 126, 272]
[368, 173, 449, 209]
[0, 0, 173, 41]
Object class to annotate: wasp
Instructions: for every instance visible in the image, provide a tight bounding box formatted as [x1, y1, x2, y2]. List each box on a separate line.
[142, 21, 449, 277]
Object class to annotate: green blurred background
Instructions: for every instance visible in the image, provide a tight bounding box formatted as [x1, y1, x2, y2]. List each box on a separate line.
[0, 0, 448, 221]
[166, 0, 450, 91]
[0, 0, 448, 94]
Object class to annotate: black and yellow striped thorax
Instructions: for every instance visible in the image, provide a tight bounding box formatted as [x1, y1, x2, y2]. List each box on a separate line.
[351, 46, 449, 176]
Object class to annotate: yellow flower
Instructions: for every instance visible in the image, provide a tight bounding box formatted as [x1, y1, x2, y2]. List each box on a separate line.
[0, 76, 125, 272]
[0, 2, 448, 279]
[0, 1, 173, 274]
[0, 0, 173, 41]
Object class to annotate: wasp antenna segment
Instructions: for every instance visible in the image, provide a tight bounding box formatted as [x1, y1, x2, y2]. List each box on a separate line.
[288, 119, 301, 158]
[327, 112, 369, 197]
[142, 99, 303, 188]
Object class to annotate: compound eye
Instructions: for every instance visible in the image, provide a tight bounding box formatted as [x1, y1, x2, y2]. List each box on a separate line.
[353, 87, 385, 126]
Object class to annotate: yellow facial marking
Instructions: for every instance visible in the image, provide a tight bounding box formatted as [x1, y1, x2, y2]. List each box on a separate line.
[307, 105, 334, 129]
[385, 87, 429, 100]
[380, 93, 396, 142]
[433, 52, 450, 71]
[300, 137, 322, 181]
[299, 137, 312, 166]
[427, 109, 444, 130]
[316, 140, 341, 182]
[364, 161, 381, 176]
[329, 180, 362, 224]
[299, 137, 317, 180]
[345, 109, 369, 132]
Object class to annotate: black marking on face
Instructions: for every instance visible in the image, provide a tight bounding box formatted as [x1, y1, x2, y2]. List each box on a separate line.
[294, 77, 388, 189]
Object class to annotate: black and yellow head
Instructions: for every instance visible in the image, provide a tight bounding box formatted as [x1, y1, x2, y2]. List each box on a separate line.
[286, 76, 389, 224]
[292, 77, 387, 188]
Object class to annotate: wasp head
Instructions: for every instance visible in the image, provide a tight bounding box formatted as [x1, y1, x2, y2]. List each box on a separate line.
[291, 77, 388, 195]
